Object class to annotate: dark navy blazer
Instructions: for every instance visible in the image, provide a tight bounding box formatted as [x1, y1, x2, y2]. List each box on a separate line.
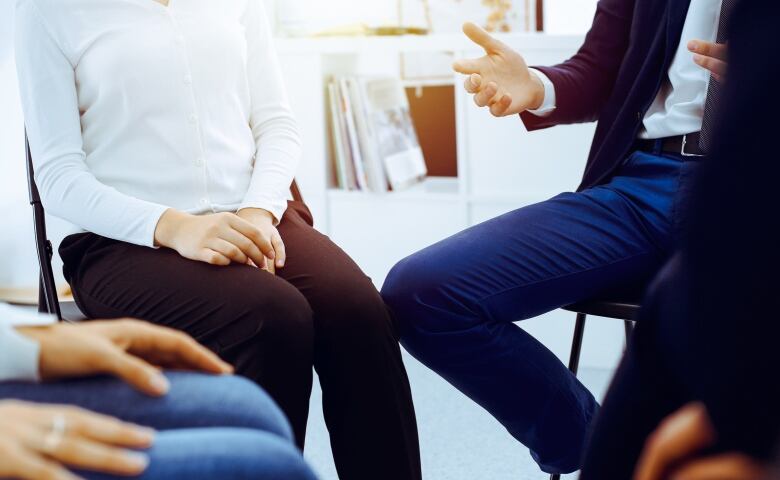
[520, 0, 694, 190]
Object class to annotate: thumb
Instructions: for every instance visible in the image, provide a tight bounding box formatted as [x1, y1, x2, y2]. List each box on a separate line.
[107, 351, 171, 397]
[463, 22, 505, 54]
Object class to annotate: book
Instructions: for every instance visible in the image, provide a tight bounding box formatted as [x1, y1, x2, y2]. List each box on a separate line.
[361, 78, 427, 191]
[326, 76, 427, 192]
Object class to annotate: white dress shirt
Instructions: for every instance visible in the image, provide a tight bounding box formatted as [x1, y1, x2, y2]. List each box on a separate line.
[531, 0, 722, 140]
[0, 303, 56, 383]
[15, 0, 302, 248]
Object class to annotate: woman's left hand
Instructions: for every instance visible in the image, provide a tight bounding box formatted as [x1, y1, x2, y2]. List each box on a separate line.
[237, 208, 286, 274]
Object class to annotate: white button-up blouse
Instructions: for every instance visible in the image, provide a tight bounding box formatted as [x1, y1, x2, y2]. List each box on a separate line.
[15, 0, 301, 247]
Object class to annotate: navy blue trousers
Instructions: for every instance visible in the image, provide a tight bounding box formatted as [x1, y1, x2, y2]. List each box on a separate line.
[382, 145, 701, 474]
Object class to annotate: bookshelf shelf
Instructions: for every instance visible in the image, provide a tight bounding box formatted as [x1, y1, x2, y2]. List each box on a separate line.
[275, 33, 584, 55]
[327, 177, 461, 201]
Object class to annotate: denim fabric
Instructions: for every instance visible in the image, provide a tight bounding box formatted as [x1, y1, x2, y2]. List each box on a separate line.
[382, 148, 700, 474]
[0, 373, 317, 480]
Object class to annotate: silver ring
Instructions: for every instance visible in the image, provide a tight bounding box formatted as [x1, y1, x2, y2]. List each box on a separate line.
[42, 414, 67, 453]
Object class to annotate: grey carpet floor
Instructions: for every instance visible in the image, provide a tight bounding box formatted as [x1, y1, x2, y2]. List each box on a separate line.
[303, 351, 614, 480]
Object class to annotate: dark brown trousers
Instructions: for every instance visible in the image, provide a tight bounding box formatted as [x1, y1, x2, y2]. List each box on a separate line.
[60, 201, 422, 480]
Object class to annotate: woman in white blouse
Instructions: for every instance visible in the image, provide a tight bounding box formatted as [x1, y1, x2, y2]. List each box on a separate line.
[15, 0, 421, 477]
[0, 304, 316, 480]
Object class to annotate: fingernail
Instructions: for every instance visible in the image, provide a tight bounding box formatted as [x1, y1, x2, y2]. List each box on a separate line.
[150, 374, 170, 394]
[124, 451, 150, 470]
[276, 259, 284, 267]
[134, 427, 156, 444]
[688, 40, 697, 51]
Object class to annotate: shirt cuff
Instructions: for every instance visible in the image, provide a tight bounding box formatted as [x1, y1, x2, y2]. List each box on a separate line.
[527, 68, 557, 117]
[0, 303, 57, 327]
[238, 199, 289, 226]
[0, 325, 42, 382]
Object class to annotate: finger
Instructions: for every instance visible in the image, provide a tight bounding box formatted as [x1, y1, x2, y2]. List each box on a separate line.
[227, 216, 275, 261]
[688, 40, 728, 61]
[693, 54, 728, 78]
[464, 73, 482, 94]
[208, 238, 249, 265]
[218, 229, 266, 267]
[453, 57, 484, 75]
[104, 351, 170, 396]
[62, 408, 155, 449]
[46, 436, 149, 477]
[5, 448, 80, 480]
[123, 322, 233, 375]
[474, 82, 499, 108]
[634, 403, 715, 480]
[490, 94, 514, 117]
[670, 453, 766, 480]
[271, 233, 286, 268]
[199, 249, 231, 266]
[463, 22, 505, 54]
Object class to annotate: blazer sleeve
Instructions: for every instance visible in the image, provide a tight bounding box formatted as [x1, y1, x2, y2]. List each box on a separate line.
[15, 0, 170, 247]
[520, 0, 636, 131]
[238, 0, 303, 223]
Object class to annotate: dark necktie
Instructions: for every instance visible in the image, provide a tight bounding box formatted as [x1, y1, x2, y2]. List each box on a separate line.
[699, 0, 737, 152]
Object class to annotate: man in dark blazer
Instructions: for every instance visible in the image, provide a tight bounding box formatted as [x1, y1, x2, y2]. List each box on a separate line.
[581, 0, 780, 477]
[382, 0, 731, 475]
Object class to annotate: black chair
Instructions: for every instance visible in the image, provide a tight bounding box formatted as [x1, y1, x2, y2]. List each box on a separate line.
[25, 131, 305, 324]
[548, 298, 640, 480]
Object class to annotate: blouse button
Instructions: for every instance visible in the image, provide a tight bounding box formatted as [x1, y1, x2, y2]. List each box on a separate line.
[188, 114, 199, 124]
[183, 75, 193, 85]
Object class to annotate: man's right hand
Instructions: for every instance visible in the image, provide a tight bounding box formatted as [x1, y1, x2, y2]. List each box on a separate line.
[154, 210, 276, 267]
[453, 22, 546, 117]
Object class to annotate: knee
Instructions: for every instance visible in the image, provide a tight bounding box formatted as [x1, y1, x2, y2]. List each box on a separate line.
[226, 282, 314, 356]
[382, 251, 454, 335]
[163, 374, 294, 441]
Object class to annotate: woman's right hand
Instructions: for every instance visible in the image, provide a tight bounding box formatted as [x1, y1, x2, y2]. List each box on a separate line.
[0, 401, 154, 480]
[154, 209, 275, 267]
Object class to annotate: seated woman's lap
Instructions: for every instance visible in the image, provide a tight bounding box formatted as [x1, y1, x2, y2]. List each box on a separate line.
[0, 373, 292, 441]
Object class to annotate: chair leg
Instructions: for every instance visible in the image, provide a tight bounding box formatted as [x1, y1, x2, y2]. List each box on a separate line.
[548, 314, 587, 480]
[567, 313, 587, 376]
[624, 320, 634, 344]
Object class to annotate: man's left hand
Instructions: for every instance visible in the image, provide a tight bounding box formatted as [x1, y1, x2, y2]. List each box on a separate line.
[689, 40, 728, 82]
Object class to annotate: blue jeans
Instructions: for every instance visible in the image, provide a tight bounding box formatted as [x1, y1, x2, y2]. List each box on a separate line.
[382, 146, 700, 474]
[0, 373, 317, 480]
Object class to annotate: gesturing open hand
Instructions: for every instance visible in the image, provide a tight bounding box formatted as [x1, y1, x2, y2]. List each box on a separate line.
[453, 22, 545, 117]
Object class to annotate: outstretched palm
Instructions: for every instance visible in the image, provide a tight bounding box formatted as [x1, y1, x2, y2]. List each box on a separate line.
[453, 23, 544, 117]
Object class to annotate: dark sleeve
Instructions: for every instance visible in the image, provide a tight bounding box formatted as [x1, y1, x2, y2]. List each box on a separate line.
[520, 0, 635, 131]
[682, 0, 780, 460]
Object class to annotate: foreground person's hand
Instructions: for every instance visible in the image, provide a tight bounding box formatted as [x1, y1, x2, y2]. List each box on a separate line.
[237, 208, 286, 275]
[17, 320, 233, 396]
[0, 401, 154, 480]
[453, 22, 545, 117]
[634, 402, 767, 480]
[688, 39, 728, 82]
[154, 209, 275, 267]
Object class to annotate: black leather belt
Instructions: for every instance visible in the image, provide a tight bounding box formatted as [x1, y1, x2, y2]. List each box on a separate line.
[635, 132, 707, 157]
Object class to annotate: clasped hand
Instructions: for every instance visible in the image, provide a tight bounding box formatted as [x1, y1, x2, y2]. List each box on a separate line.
[154, 208, 286, 274]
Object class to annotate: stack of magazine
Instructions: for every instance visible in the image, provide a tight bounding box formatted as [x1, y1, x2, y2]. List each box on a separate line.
[327, 76, 428, 192]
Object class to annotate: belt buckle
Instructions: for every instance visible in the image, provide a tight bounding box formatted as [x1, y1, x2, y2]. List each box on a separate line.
[681, 135, 705, 157]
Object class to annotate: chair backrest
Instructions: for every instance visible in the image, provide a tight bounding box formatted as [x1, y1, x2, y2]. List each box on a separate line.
[25, 129, 304, 321]
[25, 131, 63, 320]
